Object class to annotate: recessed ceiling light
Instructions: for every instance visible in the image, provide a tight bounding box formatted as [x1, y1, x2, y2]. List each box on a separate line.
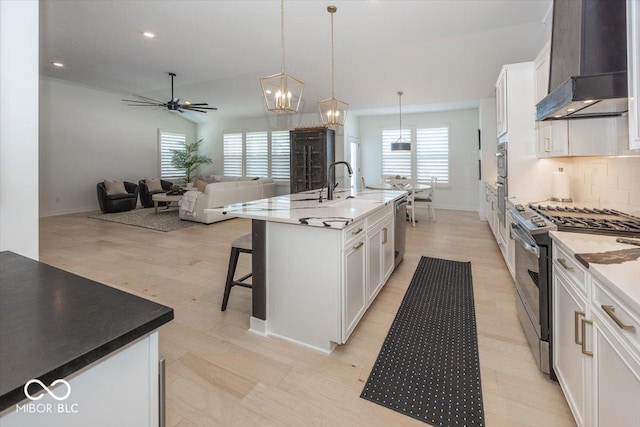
[554, 115, 562, 118]
[265, 89, 272, 95]
[142, 32, 155, 38]
[184, 101, 191, 105]
[52, 62, 64, 67]
[567, 108, 576, 112]
[583, 100, 595, 104]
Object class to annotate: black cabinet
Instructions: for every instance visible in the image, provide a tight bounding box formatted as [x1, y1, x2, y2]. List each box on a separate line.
[290, 127, 335, 194]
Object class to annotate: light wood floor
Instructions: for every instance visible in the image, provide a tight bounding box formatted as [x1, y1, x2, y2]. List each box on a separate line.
[40, 208, 575, 426]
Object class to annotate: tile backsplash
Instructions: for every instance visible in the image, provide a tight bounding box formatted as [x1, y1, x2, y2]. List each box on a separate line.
[567, 157, 640, 215]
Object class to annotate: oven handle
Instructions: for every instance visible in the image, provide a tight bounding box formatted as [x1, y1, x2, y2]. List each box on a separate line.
[511, 223, 540, 258]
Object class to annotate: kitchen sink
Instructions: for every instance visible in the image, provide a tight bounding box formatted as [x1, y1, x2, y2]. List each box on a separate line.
[327, 198, 380, 209]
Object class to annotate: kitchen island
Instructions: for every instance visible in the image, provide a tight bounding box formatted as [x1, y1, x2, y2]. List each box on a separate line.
[0, 252, 173, 427]
[206, 188, 406, 352]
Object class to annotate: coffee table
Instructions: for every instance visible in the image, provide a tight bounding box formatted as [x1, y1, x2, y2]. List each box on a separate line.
[152, 193, 183, 214]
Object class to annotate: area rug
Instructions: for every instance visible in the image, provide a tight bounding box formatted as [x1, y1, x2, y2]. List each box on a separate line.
[360, 256, 484, 427]
[89, 208, 195, 232]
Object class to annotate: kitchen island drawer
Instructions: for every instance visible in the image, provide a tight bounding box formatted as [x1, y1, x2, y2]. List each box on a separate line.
[593, 277, 640, 353]
[343, 219, 366, 246]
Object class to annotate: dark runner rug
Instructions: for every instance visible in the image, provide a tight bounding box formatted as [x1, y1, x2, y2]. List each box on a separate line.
[360, 256, 484, 427]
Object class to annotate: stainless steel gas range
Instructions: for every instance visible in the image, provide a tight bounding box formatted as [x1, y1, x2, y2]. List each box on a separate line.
[509, 203, 640, 378]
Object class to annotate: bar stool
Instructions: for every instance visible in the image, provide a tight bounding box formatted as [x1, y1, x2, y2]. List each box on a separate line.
[221, 233, 252, 311]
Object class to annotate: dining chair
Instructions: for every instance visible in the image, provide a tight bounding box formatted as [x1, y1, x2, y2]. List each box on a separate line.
[416, 176, 437, 221]
[390, 177, 417, 227]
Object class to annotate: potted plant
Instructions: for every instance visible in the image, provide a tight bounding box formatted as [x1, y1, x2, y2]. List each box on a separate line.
[170, 139, 212, 185]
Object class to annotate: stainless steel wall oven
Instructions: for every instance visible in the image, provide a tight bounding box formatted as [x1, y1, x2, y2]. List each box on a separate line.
[496, 140, 507, 225]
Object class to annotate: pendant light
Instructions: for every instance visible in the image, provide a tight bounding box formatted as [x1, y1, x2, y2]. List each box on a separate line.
[260, 0, 304, 114]
[317, 5, 348, 127]
[391, 91, 411, 151]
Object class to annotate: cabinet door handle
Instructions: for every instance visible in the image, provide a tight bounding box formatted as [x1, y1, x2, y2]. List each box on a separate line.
[351, 227, 363, 236]
[581, 319, 593, 357]
[353, 242, 364, 250]
[574, 311, 585, 345]
[557, 258, 574, 272]
[382, 228, 388, 244]
[602, 305, 636, 333]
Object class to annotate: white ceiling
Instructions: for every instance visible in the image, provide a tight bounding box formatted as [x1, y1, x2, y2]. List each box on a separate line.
[39, 0, 552, 121]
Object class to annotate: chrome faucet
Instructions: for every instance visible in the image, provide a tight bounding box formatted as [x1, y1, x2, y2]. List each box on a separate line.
[327, 161, 353, 200]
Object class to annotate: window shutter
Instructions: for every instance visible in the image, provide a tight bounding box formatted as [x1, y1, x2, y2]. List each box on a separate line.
[223, 133, 243, 176]
[159, 132, 187, 180]
[245, 131, 269, 177]
[270, 130, 290, 179]
[416, 127, 449, 184]
[382, 129, 412, 178]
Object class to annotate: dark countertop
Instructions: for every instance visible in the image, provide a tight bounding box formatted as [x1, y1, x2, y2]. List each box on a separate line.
[0, 251, 174, 411]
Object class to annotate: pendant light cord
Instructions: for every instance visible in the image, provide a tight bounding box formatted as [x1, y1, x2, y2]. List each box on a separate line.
[331, 10, 335, 98]
[398, 91, 403, 135]
[280, 0, 285, 74]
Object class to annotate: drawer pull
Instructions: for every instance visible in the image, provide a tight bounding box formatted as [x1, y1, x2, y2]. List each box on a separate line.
[382, 228, 388, 244]
[574, 311, 585, 345]
[353, 242, 364, 250]
[602, 305, 636, 333]
[557, 258, 574, 272]
[581, 319, 593, 357]
[351, 227, 363, 236]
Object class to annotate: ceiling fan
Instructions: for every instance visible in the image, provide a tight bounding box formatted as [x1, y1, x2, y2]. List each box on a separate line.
[122, 73, 217, 113]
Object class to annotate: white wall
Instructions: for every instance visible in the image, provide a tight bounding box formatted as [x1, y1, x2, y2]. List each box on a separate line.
[0, 0, 40, 259]
[39, 77, 197, 216]
[359, 108, 481, 211]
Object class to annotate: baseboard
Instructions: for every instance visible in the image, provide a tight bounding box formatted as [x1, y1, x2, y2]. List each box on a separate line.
[40, 205, 99, 217]
[248, 317, 267, 336]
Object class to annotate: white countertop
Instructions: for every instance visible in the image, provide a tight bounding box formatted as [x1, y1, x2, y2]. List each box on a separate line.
[205, 188, 406, 229]
[550, 231, 640, 313]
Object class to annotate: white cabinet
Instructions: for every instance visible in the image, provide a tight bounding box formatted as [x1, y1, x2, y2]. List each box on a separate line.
[343, 235, 367, 341]
[366, 214, 394, 306]
[534, 40, 550, 103]
[628, 0, 640, 150]
[592, 316, 640, 427]
[553, 268, 589, 427]
[551, 235, 640, 427]
[537, 121, 569, 157]
[496, 69, 508, 137]
[536, 116, 626, 158]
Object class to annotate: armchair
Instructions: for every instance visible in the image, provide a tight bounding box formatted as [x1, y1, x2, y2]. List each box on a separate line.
[138, 179, 173, 208]
[96, 181, 139, 214]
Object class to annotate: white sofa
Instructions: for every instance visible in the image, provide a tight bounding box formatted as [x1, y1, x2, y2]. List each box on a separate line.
[179, 176, 277, 224]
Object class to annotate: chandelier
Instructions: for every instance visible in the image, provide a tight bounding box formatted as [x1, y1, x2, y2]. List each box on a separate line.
[391, 91, 411, 151]
[260, 0, 304, 114]
[317, 5, 348, 127]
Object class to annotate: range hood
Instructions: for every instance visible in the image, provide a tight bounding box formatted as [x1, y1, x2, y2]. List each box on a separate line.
[536, 0, 628, 121]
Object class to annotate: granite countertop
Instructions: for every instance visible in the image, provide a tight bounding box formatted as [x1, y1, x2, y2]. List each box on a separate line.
[0, 252, 174, 411]
[549, 232, 640, 313]
[205, 188, 406, 229]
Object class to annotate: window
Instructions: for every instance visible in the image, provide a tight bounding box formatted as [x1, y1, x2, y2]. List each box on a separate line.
[270, 130, 290, 179]
[245, 132, 268, 177]
[381, 129, 412, 178]
[159, 131, 186, 180]
[223, 130, 290, 179]
[381, 126, 450, 184]
[416, 127, 449, 184]
[223, 133, 243, 176]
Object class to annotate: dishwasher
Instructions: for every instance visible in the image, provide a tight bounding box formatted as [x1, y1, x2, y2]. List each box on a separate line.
[394, 196, 407, 266]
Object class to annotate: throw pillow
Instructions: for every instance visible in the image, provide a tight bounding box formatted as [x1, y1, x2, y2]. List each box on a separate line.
[145, 177, 163, 192]
[104, 179, 128, 196]
[195, 178, 208, 193]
